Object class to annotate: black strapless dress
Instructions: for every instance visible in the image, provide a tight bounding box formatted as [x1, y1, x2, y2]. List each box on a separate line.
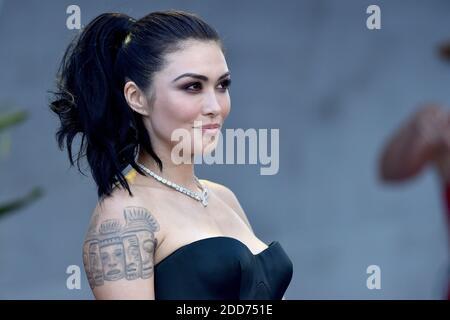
[154, 236, 293, 300]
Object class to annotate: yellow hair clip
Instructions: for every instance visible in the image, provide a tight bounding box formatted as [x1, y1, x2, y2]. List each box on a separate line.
[124, 33, 132, 46]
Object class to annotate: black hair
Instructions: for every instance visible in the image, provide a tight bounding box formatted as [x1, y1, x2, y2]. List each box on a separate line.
[49, 10, 223, 199]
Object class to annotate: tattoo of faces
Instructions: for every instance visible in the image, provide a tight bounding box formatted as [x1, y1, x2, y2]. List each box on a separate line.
[82, 207, 160, 288]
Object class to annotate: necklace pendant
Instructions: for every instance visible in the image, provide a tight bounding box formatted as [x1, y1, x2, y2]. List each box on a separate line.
[201, 188, 209, 207]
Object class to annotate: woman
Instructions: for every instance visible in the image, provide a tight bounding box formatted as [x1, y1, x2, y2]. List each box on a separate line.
[50, 10, 293, 300]
[379, 104, 450, 299]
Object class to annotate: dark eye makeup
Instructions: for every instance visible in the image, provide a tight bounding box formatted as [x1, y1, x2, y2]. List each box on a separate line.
[182, 78, 232, 92]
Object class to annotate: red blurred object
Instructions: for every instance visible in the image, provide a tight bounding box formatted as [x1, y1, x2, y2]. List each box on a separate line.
[439, 41, 450, 61]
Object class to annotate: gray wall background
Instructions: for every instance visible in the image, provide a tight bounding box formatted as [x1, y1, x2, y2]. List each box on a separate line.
[0, 0, 449, 299]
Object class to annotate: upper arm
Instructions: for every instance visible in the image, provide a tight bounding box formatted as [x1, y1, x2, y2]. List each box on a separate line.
[379, 105, 446, 182]
[82, 197, 161, 299]
[204, 180, 254, 234]
[378, 121, 427, 182]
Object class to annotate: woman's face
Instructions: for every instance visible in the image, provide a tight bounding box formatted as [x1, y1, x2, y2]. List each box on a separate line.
[144, 39, 231, 161]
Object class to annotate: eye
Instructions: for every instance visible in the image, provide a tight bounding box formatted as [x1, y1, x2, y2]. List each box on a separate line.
[218, 78, 231, 91]
[182, 79, 231, 93]
[184, 82, 202, 92]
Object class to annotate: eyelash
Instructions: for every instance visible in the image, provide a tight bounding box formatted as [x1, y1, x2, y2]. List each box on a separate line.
[183, 79, 232, 92]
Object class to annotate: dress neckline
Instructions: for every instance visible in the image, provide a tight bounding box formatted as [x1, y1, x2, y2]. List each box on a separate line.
[154, 236, 278, 268]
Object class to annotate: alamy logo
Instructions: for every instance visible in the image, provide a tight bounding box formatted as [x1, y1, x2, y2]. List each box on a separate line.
[66, 264, 81, 290]
[66, 5, 81, 30]
[170, 121, 279, 175]
[366, 5, 381, 30]
[366, 265, 381, 290]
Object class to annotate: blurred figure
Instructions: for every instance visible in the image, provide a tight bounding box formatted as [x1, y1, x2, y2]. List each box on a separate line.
[379, 104, 450, 299]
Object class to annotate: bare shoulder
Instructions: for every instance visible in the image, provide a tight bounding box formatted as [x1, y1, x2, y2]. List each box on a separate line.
[200, 179, 254, 233]
[82, 187, 163, 299]
[200, 180, 233, 203]
[93, 187, 161, 225]
[88, 186, 166, 249]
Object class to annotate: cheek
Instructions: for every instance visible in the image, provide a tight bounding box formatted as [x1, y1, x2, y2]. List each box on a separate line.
[219, 94, 231, 119]
[166, 93, 202, 122]
[152, 94, 201, 138]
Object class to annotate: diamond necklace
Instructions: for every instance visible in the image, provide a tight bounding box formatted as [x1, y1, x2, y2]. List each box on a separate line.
[136, 162, 209, 207]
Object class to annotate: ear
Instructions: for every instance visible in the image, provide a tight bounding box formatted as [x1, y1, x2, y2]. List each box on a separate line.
[123, 80, 150, 116]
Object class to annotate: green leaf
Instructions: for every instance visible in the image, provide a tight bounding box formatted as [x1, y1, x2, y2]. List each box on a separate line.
[0, 187, 44, 219]
[0, 132, 11, 159]
[0, 110, 28, 132]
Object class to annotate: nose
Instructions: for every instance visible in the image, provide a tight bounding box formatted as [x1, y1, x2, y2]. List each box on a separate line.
[202, 91, 222, 117]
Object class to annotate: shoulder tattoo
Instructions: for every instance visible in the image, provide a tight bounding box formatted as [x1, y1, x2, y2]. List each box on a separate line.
[82, 206, 160, 289]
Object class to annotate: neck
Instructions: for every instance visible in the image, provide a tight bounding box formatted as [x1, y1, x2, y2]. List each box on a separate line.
[136, 147, 199, 191]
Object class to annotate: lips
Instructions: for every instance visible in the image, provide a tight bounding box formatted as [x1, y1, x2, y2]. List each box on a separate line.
[201, 123, 220, 129]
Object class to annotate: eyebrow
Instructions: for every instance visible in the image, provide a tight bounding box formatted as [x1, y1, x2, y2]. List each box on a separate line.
[172, 71, 231, 83]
